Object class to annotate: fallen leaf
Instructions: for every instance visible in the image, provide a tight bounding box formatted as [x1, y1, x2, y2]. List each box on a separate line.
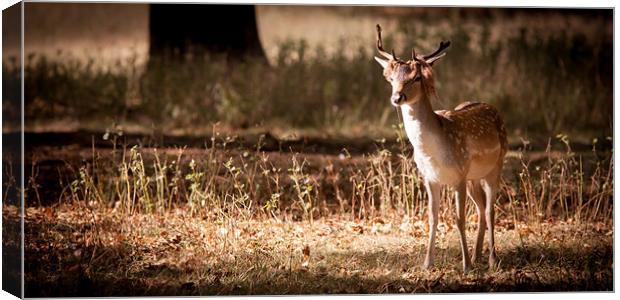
[301, 245, 311, 268]
[347, 223, 364, 234]
[44, 207, 54, 219]
[518, 227, 532, 237]
[372, 217, 385, 225]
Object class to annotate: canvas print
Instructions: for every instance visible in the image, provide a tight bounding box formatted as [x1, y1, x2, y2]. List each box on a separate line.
[1, 2, 613, 297]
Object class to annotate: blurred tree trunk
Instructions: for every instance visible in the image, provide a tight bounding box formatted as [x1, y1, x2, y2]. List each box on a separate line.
[149, 4, 266, 62]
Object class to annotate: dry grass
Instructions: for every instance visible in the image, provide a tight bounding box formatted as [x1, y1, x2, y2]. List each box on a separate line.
[13, 202, 612, 296]
[52, 131, 612, 225]
[8, 131, 613, 296]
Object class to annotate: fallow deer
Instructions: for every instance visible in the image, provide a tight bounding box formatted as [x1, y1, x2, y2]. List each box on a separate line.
[373, 24, 507, 273]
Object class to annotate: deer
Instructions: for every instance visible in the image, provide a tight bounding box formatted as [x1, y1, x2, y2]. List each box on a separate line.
[373, 24, 507, 273]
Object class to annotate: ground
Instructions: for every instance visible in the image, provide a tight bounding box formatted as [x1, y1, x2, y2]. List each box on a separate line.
[2, 131, 613, 296]
[9, 202, 612, 296]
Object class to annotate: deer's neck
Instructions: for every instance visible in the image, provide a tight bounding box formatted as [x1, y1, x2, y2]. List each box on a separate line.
[400, 94, 443, 150]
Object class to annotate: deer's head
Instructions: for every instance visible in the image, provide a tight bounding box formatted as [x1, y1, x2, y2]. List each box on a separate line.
[374, 24, 450, 107]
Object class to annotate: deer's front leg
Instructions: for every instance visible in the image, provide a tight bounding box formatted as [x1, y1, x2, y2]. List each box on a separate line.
[455, 181, 472, 273]
[423, 180, 441, 270]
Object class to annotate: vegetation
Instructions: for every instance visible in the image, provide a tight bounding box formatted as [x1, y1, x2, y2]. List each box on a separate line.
[8, 130, 613, 296]
[4, 18, 612, 141]
[52, 133, 613, 224]
[1, 11, 613, 296]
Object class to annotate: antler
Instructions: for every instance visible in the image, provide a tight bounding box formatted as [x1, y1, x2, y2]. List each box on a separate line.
[423, 41, 451, 60]
[376, 24, 395, 61]
[411, 47, 422, 62]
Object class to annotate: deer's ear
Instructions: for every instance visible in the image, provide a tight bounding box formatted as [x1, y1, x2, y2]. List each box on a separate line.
[426, 53, 446, 66]
[374, 56, 389, 69]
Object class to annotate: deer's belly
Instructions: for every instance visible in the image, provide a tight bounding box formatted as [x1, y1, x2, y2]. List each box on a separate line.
[466, 145, 501, 179]
[413, 152, 461, 185]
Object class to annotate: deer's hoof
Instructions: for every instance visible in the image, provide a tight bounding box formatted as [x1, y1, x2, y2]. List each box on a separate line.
[423, 260, 434, 270]
[488, 254, 499, 270]
[463, 265, 472, 274]
[462, 258, 473, 274]
[471, 253, 482, 264]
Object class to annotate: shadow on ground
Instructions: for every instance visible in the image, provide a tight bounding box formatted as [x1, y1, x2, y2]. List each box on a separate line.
[24, 216, 613, 296]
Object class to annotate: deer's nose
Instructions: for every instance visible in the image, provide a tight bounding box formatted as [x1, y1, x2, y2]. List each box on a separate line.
[391, 93, 406, 106]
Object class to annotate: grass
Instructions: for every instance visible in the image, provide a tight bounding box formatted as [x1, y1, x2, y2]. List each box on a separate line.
[6, 129, 613, 296]
[52, 131, 613, 225]
[12, 203, 612, 296]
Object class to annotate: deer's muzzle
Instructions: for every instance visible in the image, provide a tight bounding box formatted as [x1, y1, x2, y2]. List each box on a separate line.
[391, 93, 406, 106]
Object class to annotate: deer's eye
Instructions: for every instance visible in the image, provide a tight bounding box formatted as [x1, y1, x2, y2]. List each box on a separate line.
[408, 76, 421, 85]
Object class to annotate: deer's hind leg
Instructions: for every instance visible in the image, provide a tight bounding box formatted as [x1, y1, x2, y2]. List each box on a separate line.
[481, 168, 501, 269]
[467, 181, 486, 263]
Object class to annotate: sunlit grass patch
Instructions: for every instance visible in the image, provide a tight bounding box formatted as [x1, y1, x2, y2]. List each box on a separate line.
[16, 203, 612, 296]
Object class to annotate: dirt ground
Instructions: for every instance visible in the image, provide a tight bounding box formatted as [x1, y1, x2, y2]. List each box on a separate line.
[10, 203, 612, 296]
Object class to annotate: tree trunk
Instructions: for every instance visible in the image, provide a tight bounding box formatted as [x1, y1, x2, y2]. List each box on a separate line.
[149, 4, 266, 62]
